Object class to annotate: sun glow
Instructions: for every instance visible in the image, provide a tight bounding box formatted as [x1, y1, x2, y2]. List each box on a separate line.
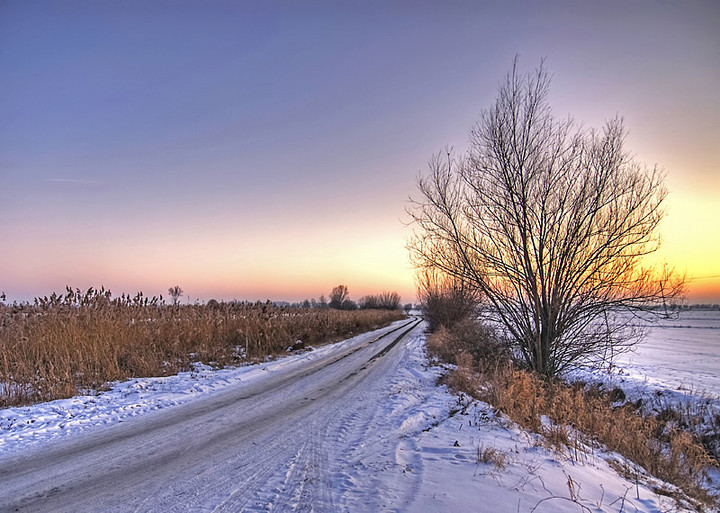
[646, 187, 720, 302]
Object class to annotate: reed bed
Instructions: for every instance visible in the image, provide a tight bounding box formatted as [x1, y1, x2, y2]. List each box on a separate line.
[0, 287, 404, 407]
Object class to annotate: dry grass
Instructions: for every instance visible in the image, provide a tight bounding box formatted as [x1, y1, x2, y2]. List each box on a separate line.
[0, 287, 404, 407]
[428, 327, 717, 510]
[476, 443, 507, 470]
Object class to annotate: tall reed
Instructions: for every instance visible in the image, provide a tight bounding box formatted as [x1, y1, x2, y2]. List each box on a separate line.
[0, 287, 404, 407]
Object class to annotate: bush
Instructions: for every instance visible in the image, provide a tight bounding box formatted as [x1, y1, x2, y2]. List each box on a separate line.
[359, 292, 401, 310]
[416, 268, 480, 333]
[426, 317, 508, 372]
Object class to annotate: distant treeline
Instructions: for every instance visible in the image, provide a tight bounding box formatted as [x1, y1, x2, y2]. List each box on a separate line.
[652, 303, 720, 311]
[273, 285, 406, 311]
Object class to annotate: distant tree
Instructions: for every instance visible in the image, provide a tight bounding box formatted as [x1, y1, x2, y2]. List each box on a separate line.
[318, 295, 328, 309]
[379, 291, 401, 310]
[358, 295, 379, 309]
[329, 285, 349, 309]
[403, 303, 413, 314]
[341, 299, 358, 310]
[408, 59, 684, 377]
[359, 292, 402, 310]
[168, 286, 183, 306]
[302, 299, 311, 308]
[206, 298, 220, 309]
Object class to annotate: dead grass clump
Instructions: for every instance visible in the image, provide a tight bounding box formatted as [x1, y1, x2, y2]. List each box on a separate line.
[498, 370, 713, 506]
[476, 443, 507, 470]
[426, 317, 509, 373]
[0, 288, 405, 407]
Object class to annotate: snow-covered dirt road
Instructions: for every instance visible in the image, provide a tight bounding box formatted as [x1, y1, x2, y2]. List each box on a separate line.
[0, 320, 424, 512]
[0, 318, 702, 512]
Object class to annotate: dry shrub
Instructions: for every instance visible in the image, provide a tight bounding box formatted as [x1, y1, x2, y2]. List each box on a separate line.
[416, 268, 480, 333]
[425, 325, 459, 364]
[491, 370, 713, 507]
[444, 352, 483, 396]
[0, 288, 404, 407]
[430, 328, 716, 509]
[426, 317, 508, 372]
[477, 443, 507, 470]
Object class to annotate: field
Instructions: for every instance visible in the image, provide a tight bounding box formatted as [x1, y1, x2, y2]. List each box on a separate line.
[595, 310, 720, 398]
[1, 299, 718, 511]
[0, 287, 405, 407]
[572, 309, 720, 468]
[3, 317, 716, 512]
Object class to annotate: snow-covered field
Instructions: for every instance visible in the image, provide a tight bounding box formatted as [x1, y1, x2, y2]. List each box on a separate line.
[571, 310, 720, 464]
[601, 310, 720, 399]
[0, 317, 715, 512]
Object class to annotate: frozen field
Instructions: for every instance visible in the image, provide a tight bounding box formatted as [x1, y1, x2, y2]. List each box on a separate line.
[614, 310, 720, 399]
[572, 310, 720, 407]
[571, 308, 720, 477]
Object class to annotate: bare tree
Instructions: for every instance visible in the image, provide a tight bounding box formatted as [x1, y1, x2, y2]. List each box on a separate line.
[408, 60, 684, 377]
[329, 285, 349, 309]
[359, 291, 402, 310]
[168, 286, 183, 306]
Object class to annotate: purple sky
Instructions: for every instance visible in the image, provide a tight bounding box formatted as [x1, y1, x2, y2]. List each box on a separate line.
[1, 1, 719, 304]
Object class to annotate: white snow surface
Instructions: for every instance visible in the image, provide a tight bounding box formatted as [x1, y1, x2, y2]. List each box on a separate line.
[0, 319, 709, 512]
[571, 310, 720, 399]
[568, 310, 720, 462]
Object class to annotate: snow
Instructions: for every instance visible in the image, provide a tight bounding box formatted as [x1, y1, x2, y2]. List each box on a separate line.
[0, 324, 403, 455]
[0, 318, 714, 512]
[568, 310, 720, 469]
[580, 310, 720, 399]
[341, 329, 701, 513]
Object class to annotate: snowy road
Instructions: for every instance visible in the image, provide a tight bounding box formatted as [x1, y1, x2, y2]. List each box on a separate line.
[0, 319, 423, 512]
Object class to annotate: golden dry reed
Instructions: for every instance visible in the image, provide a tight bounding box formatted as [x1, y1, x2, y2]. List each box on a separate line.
[427, 329, 716, 509]
[0, 287, 404, 407]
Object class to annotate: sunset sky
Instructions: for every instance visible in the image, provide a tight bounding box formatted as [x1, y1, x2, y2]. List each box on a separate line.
[1, 1, 718, 304]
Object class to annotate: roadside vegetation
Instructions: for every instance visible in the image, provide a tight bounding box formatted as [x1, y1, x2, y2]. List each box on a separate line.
[0, 287, 404, 408]
[410, 59, 714, 509]
[407, 59, 684, 378]
[420, 276, 717, 510]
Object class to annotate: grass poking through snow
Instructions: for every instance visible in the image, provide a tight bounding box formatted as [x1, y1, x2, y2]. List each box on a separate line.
[427, 322, 717, 510]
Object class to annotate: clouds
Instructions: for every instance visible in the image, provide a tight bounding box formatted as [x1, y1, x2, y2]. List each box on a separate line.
[44, 178, 93, 184]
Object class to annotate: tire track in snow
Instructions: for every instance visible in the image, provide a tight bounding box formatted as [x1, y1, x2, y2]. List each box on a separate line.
[324, 329, 432, 512]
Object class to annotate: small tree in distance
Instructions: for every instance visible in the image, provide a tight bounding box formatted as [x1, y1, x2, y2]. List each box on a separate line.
[408, 59, 685, 377]
[168, 286, 183, 306]
[327, 285, 368, 310]
[359, 292, 402, 310]
[416, 267, 480, 333]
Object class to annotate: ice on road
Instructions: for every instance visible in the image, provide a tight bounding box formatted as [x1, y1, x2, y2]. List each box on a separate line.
[0, 319, 696, 512]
